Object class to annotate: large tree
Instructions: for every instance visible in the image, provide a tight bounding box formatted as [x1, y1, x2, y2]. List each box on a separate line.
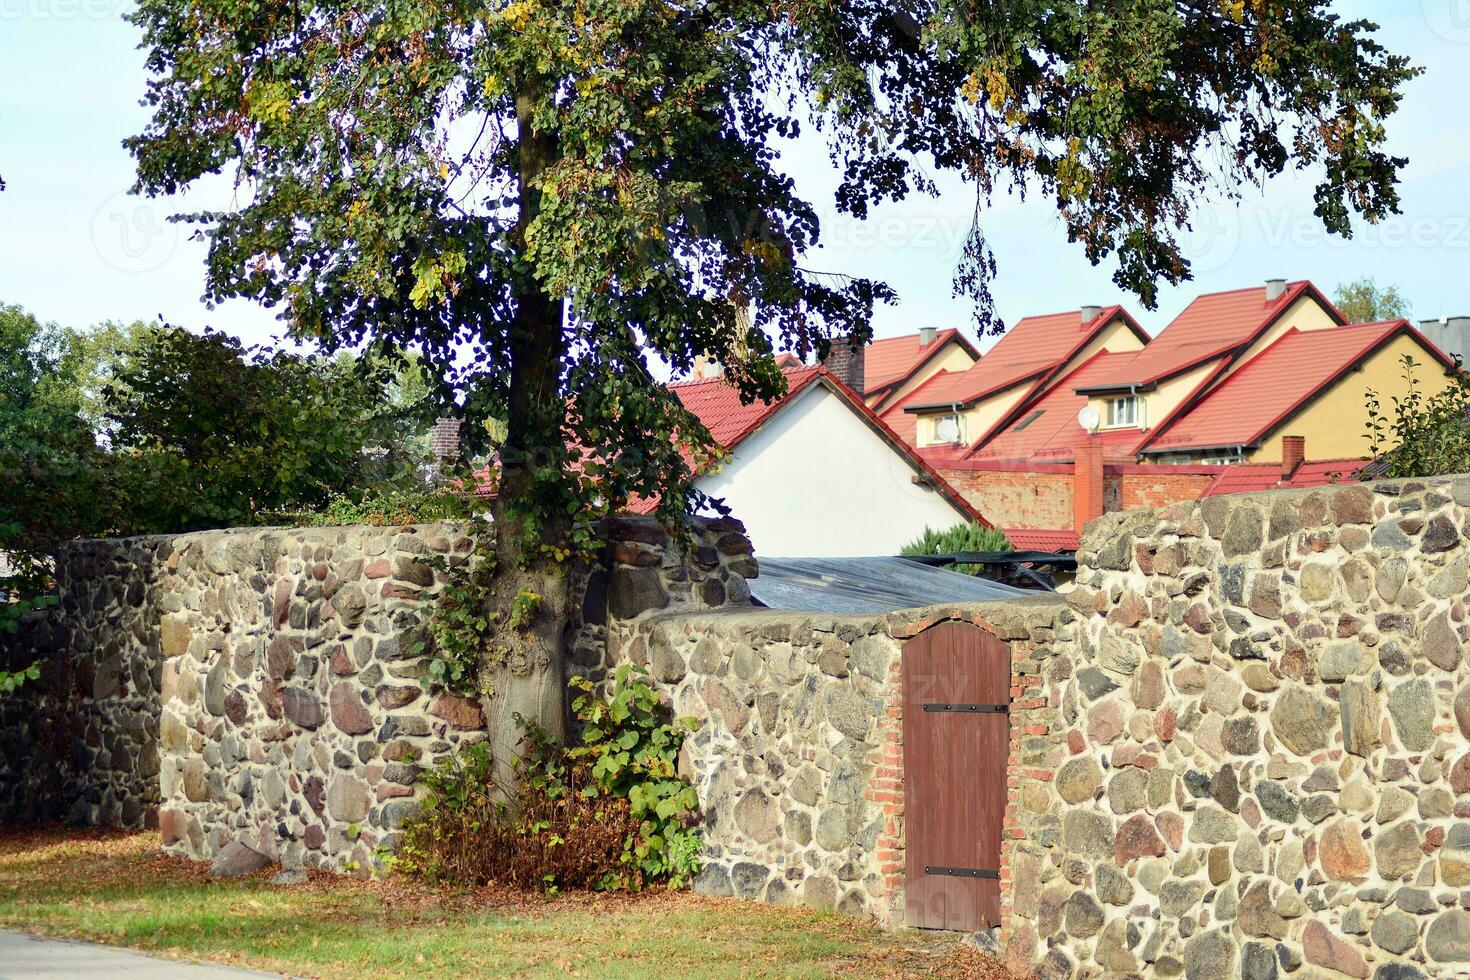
[126, 0, 1416, 752]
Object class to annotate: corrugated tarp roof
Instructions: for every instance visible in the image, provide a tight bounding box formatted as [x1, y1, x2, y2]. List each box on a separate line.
[748, 556, 1031, 614]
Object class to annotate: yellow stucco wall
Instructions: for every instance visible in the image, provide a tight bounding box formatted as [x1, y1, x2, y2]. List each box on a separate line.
[869, 341, 978, 412]
[1251, 334, 1455, 463]
[1222, 294, 1340, 383]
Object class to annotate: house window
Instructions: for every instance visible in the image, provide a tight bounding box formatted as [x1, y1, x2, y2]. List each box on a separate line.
[933, 413, 964, 444]
[1106, 396, 1140, 428]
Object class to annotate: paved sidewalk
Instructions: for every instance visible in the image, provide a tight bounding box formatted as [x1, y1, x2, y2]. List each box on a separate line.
[0, 931, 278, 978]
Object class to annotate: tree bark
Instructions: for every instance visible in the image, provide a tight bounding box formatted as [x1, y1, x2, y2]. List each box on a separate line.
[482, 78, 572, 786]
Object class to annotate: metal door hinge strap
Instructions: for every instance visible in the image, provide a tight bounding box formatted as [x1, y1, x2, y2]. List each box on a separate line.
[922, 703, 1008, 713]
[926, 866, 1000, 879]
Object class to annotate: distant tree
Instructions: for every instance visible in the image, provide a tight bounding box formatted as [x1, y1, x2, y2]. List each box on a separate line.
[103, 326, 428, 533]
[0, 306, 113, 679]
[127, 0, 1420, 750]
[902, 523, 1012, 576]
[0, 305, 114, 561]
[1334, 278, 1408, 324]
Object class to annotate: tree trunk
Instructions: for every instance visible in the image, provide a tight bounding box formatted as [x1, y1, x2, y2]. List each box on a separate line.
[481, 78, 571, 786]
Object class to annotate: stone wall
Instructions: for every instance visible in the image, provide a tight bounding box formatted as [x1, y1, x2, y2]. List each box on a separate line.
[1004, 475, 1470, 979]
[589, 599, 1063, 926]
[0, 541, 162, 826]
[0, 516, 754, 875]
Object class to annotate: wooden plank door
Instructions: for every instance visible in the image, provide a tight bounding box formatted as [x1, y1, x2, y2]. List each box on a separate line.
[902, 621, 1010, 930]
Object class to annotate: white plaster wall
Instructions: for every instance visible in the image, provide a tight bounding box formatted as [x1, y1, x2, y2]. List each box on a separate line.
[697, 384, 972, 557]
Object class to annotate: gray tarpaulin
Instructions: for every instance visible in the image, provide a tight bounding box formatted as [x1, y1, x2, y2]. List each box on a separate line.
[747, 556, 1030, 614]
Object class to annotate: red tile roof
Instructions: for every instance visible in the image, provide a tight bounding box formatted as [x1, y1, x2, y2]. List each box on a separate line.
[1080, 282, 1336, 391]
[1003, 528, 1080, 552]
[1203, 459, 1369, 497]
[968, 351, 1150, 463]
[879, 401, 920, 448]
[904, 306, 1143, 410]
[1144, 320, 1446, 454]
[668, 365, 826, 449]
[863, 329, 978, 397]
[634, 365, 989, 524]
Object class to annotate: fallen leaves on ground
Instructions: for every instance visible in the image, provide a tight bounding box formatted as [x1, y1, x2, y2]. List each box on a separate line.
[0, 826, 1028, 979]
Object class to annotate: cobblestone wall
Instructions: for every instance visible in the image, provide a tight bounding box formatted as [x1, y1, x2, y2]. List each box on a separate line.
[0, 516, 753, 875]
[1005, 475, 1470, 979]
[0, 542, 161, 826]
[596, 600, 1064, 925]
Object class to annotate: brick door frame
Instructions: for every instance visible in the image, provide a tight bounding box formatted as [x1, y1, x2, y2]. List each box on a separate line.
[874, 608, 1036, 936]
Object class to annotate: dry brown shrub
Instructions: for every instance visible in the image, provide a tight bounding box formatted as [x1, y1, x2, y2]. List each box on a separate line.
[396, 741, 643, 890]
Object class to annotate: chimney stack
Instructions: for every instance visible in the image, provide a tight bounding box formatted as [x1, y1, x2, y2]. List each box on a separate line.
[1080, 304, 1102, 325]
[918, 326, 938, 346]
[1265, 278, 1287, 302]
[1073, 435, 1106, 532]
[429, 417, 462, 482]
[822, 334, 866, 395]
[1281, 435, 1305, 481]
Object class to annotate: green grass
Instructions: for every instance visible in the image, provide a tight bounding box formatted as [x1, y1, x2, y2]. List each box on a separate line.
[0, 828, 1014, 979]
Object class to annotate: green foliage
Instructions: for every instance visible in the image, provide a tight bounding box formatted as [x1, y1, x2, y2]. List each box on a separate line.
[508, 589, 542, 632]
[398, 666, 699, 891]
[561, 667, 702, 887]
[0, 662, 40, 695]
[103, 326, 429, 534]
[276, 488, 471, 528]
[902, 522, 1012, 575]
[125, 0, 1417, 565]
[1366, 355, 1470, 479]
[1334, 277, 1408, 324]
[420, 528, 499, 697]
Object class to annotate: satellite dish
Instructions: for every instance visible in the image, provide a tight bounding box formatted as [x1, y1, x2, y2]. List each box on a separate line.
[1077, 405, 1101, 432]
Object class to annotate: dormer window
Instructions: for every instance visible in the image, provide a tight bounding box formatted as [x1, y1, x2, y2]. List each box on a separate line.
[933, 413, 964, 444]
[1106, 396, 1140, 428]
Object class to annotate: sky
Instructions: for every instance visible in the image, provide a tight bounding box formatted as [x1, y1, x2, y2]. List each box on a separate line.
[3, 2, 1470, 354]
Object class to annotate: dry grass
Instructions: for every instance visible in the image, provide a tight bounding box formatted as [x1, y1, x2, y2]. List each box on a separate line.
[0, 826, 1025, 979]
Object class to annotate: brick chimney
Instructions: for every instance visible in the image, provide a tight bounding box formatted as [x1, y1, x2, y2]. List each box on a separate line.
[1265, 278, 1287, 302]
[1074, 435, 1106, 532]
[919, 326, 937, 346]
[1281, 435, 1305, 481]
[429, 417, 462, 463]
[823, 334, 866, 395]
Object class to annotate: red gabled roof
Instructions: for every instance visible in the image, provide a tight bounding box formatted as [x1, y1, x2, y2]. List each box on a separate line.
[1145, 320, 1451, 454]
[968, 351, 1150, 463]
[905, 305, 1145, 410]
[633, 366, 990, 525]
[668, 365, 826, 450]
[864, 328, 978, 398]
[1203, 458, 1370, 497]
[1081, 281, 1339, 391]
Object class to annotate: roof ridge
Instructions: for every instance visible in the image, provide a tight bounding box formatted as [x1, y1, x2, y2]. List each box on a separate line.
[668, 363, 818, 390]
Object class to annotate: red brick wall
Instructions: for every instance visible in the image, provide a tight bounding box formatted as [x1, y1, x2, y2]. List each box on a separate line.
[939, 466, 1076, 529]
[937, 462, 1219, 530]
[1112, 471, 1217, 512]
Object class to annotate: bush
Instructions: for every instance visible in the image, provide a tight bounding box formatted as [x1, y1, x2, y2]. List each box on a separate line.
[276, 487, 472, 528]
[1366, 354, 1470, 479]
[901, 522, 1012, 575]
[396, 665, 700, 891]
